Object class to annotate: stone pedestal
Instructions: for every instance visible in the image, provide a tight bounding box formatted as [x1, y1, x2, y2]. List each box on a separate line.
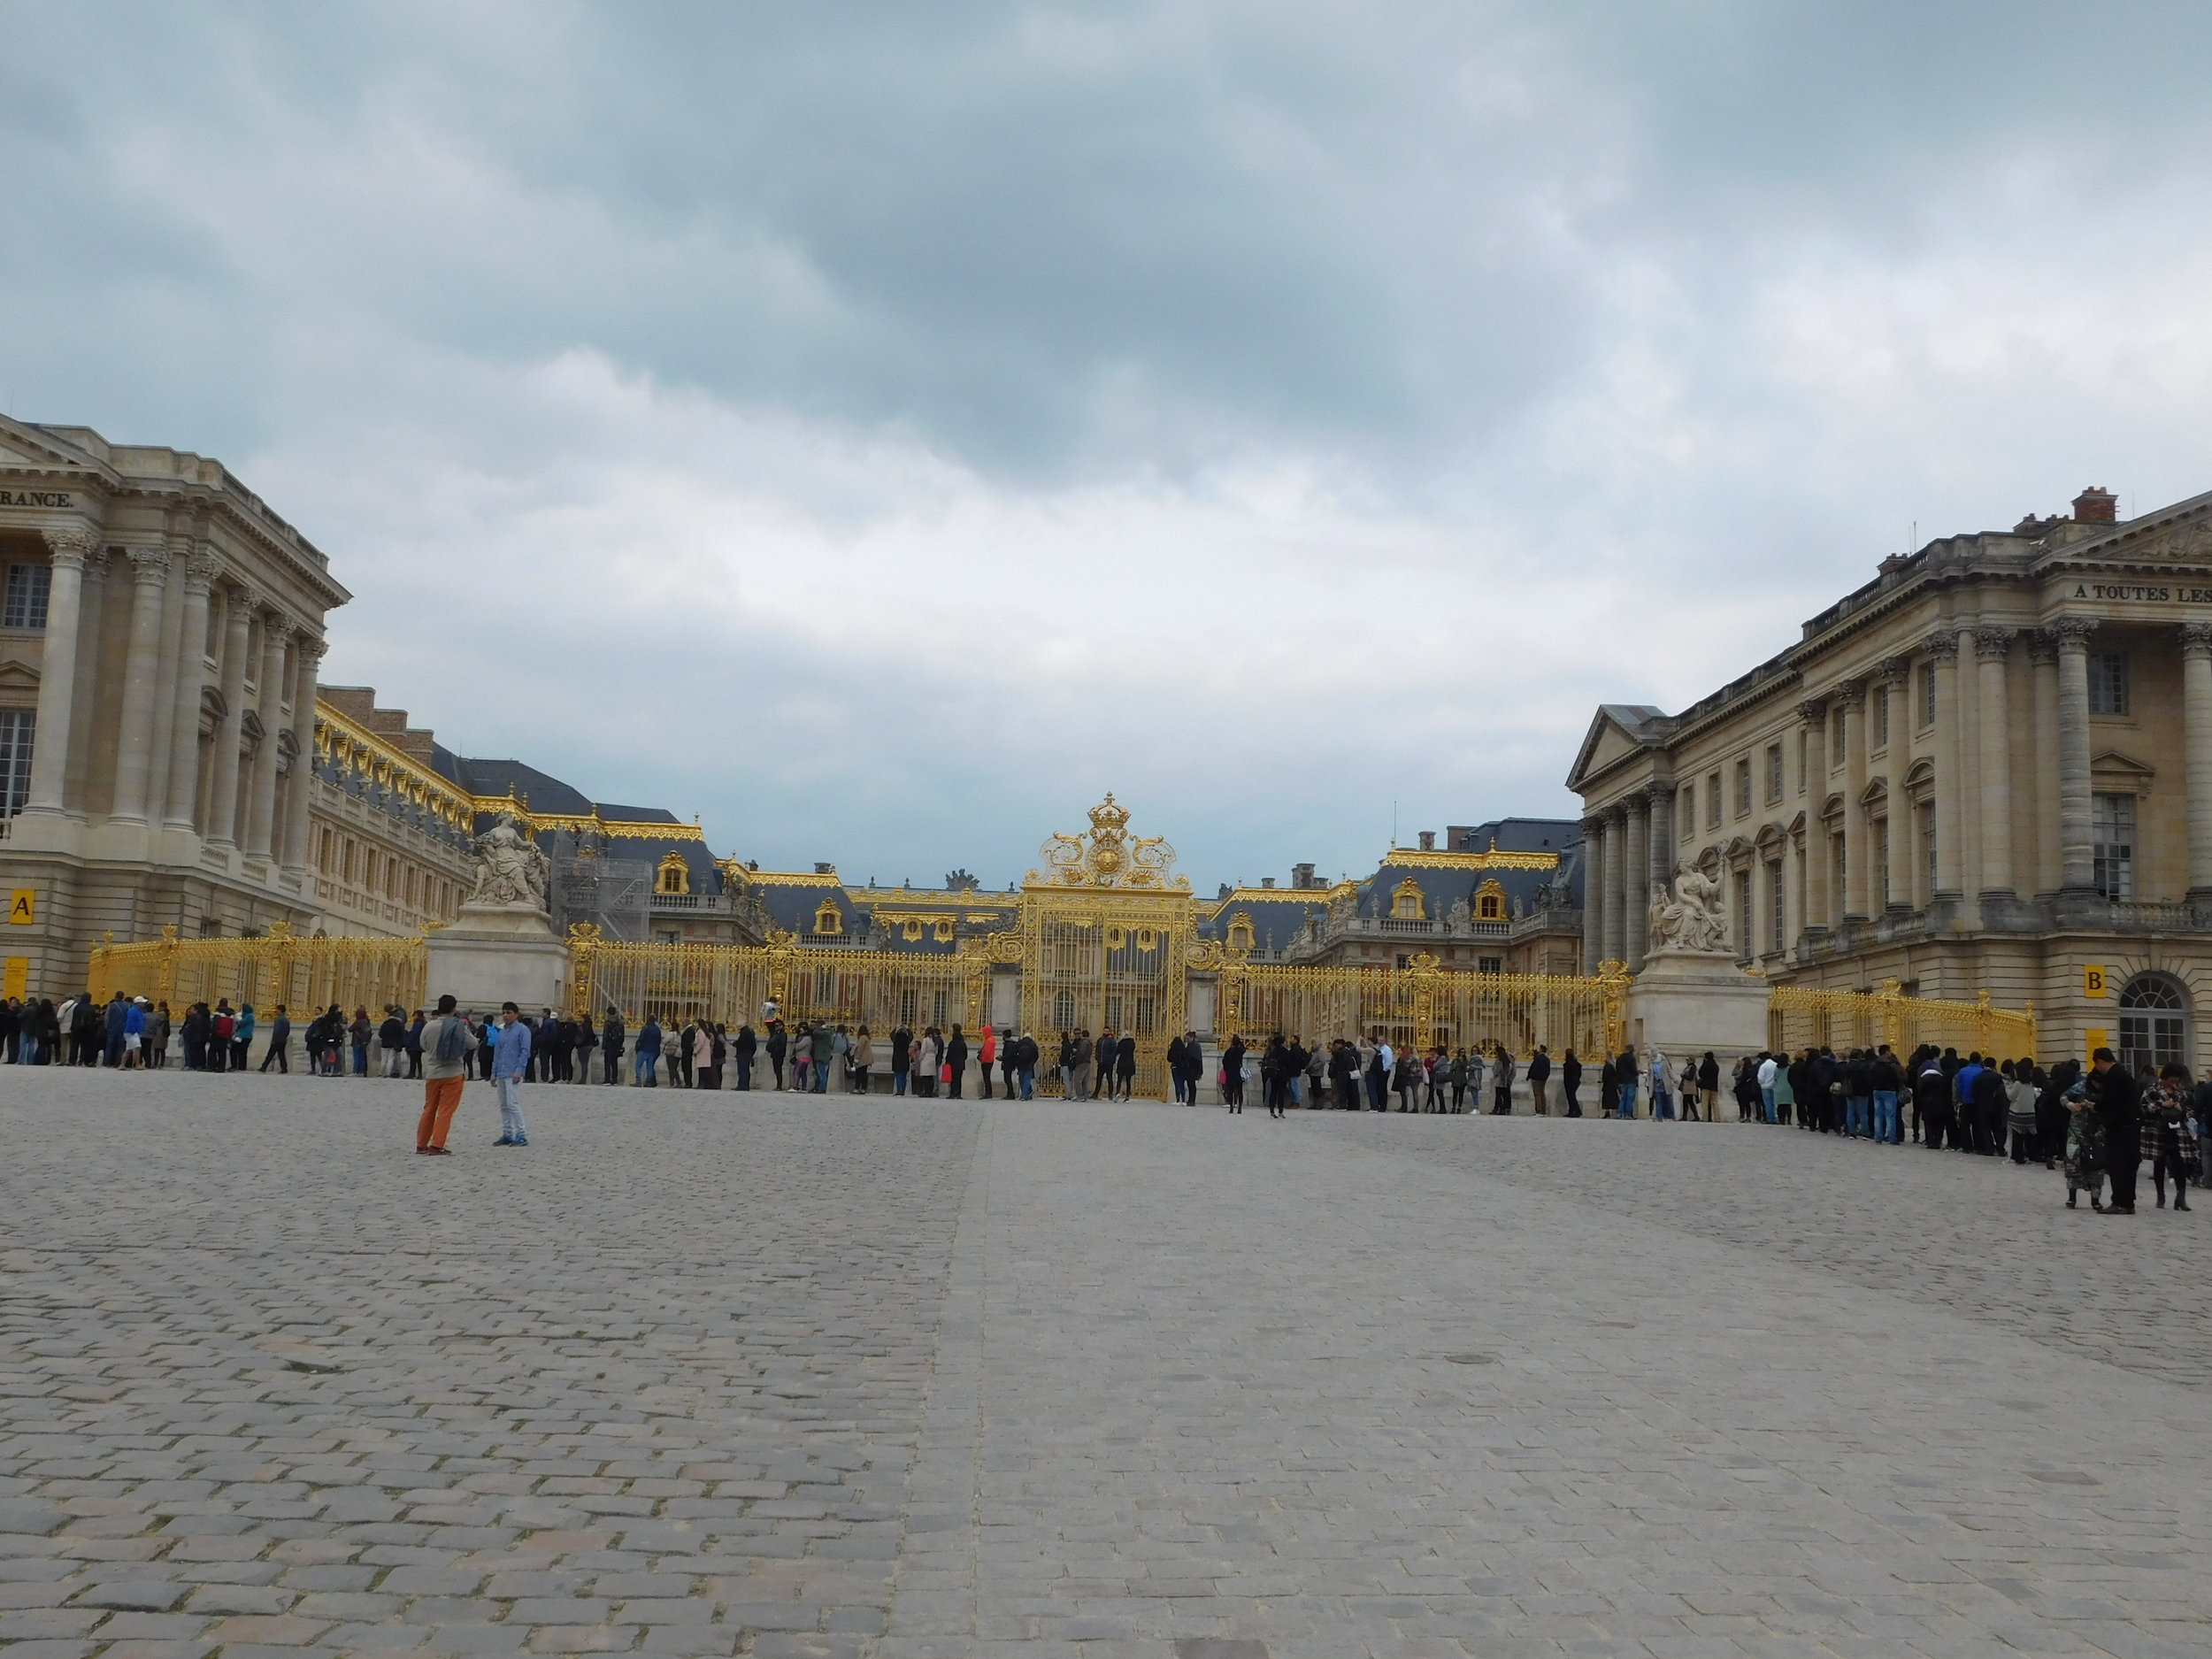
[425, 902, 569, 1014]
[1624, 947, 1770, 1087]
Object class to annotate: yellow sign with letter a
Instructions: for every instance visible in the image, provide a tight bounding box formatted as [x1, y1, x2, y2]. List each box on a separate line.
[7, 888, 34, 926]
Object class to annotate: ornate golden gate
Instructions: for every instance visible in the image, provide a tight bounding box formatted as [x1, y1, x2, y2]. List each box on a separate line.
[1018, 795, 1196, 1099]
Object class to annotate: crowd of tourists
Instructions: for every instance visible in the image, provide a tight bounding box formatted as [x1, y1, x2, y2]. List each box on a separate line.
[1203, 1034, 1567, 1117]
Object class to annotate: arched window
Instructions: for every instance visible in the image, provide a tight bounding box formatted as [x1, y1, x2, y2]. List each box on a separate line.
[2119, 972, 2189, 1077]
[813, 899, 843, 935]
[656, 851, 690, 895]
[1391, 878, 1426, 920]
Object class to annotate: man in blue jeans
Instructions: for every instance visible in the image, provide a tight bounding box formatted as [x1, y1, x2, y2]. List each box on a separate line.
[492, 1002, 533, 1147]
[1016, 1031, 1038, 1101]
[1616, 1047, 1639, 1118]
[1871, 1045, 1903, 1143]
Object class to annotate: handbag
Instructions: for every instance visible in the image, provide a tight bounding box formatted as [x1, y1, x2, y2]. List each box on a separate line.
[941, 1062, 953, 1083]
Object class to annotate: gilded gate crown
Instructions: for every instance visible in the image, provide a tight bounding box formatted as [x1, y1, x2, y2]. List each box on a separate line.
[1026, 794, 1189, 891]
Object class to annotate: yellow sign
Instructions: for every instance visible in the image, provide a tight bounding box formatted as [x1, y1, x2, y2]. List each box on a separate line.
[2083, 964, 2107, 998]
[6, 888, 33, 926]
[1, 956, 24, 999]
[2085, 1025, 2109, 1063]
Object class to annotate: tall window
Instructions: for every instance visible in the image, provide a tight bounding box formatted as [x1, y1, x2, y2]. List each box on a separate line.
[0, 710, 32, 818]
[2093, 793, 2136, 899]
[1832, 833, 1847, 922]
[2118, 974, 2187, 1077]
[1732, 757, 1751, 817]
[3, 565, 50, 629]
[1733, 869, 1751, 958]
[1768, 860, 1785, 954]
[1918, 661, 1937, 729]
[1918, 803, 1937, 901]
[2090, 652, 2130, 716]
[1706, 771, 1721, 828]
[1764, 743, 1783, 804]
[1872, 685, 1890, 749]
[1797, 730, 1808, 794]
[1873, 818, 1891, 908]
[1679, 782, 1694, 837]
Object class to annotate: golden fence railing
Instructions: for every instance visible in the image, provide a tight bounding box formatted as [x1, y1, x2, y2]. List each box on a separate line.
[1213, 951, 1631, 1059]
[1766, 979, 2036, 1060]
[88, 923, 427, 1016]
[567, 926, 1010, 1035]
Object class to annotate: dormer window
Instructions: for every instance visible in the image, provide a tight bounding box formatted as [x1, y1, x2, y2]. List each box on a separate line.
[1391, 878, 1426, 920]
[1474, 879, 1505, 920]
[1225, 913, 1255, 951]
[813, 899, 844, 935]
[656, 851, 691, 895]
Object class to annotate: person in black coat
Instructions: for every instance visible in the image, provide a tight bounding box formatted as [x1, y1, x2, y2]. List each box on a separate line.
[945, 1025, 969, 1099]
[601, 1011, 626, 1085]
[2093, 1048, 2143, 1213]
[1561, 1048, 1583, 1117]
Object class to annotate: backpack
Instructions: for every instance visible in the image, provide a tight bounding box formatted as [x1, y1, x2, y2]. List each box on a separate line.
[434, 1016, 468, 1064]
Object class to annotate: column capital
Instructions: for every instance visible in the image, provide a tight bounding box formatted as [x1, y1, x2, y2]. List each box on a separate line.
[1878, 654, 1913, 686]
[1580, 815, 1608, 839]
[40, 525, 98, 567]
[1831, 678, 1867, 710]
[261, 612, 296, 644]
[2049, 616, 2096, 651]
[2026, 628, 2059, 665]
[2183, 622, 2212, 661]
[182, 550, 224, 590]
[1973, 626, 2016, 661]
[1606, 800, 1631, 826]
[123, 544, 173, 582]
[1795, 696, 1829, 726]
[1921, 626, 1961, 661]
[230, 583, 265, 616]
[1621, 790, 1649, 819]
[1643, 780, 1674, 806]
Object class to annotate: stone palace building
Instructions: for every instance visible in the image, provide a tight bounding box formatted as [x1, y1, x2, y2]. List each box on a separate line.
[1569, 484, 2212, 1076]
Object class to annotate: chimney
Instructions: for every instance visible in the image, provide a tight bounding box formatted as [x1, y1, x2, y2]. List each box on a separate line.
[1417, 830, 1436, 852]
[2072, 486, 2117, 525]
[1292, 862, 1316, 888]
[1260, 876, 1276, 888]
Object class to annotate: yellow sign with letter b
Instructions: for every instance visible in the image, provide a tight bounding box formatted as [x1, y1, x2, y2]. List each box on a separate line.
[2083, 964, 2107, 999]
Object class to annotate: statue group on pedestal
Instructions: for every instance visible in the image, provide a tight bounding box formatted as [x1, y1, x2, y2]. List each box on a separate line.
[465, 813, 552, 911]
[1648, 864, 1730, 954]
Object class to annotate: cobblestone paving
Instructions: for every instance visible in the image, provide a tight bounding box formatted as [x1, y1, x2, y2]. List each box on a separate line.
[0, 1070, 978, 1658]
[4, 1074, 2210, 1659]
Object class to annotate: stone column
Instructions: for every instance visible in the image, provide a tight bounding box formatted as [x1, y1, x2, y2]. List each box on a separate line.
[1836, 679, 1869, 920]
[1603, 804, 1629, 967]
[62, 548, 110, 815]
[1645, 780, 1674, 904]
[1975, 626, 2016, 898]
[163, 554, 220, 833]
[2027, 631, 2060, 895]
[242, 618, 290, 862]
[280, 637, 324, 876]
[1580, 815, 1607, 972]
[106, 547, 174, 826]
[142, 534, 188, 824]
[2053, 618, 2094, 892]
[21, 527, 95, 818]
[2183, 624, 2212, 900]
[1924, 629, 1963, 898]
[204, 588, 256, 850]
[1878, 657, 1913, 910]
[1623, 793, 1650, 972]
[1796, 698, 1829, 931]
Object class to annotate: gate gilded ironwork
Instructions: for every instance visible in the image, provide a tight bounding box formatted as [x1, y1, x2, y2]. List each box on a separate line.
[1018, 795, 1196, 1099]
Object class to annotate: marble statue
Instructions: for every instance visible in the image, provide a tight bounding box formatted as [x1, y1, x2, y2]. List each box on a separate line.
[1648, 864, 1731, 953]
[465, 813, 552, 911]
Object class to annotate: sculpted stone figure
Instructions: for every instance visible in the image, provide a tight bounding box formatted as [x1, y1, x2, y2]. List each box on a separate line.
[1648, 864, 1731, 953]
[466, 813, 552, 910]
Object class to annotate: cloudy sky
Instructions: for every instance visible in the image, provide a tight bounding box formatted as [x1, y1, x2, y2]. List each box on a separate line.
[7, 2, 2211, 891]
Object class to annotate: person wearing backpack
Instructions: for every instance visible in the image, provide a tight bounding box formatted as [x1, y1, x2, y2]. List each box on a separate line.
[415, 995, 479, 1155]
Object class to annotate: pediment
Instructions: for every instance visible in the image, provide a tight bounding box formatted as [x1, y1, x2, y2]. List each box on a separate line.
[1567, 703, 1668, 794]
[2040, 488, 2212, 569]
[0, 415, 101, 472]
[2092, 748, 2156, 793]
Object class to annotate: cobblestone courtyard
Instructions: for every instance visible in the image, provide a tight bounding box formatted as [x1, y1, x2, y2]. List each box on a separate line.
[3, 1073, 2209, 1658]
